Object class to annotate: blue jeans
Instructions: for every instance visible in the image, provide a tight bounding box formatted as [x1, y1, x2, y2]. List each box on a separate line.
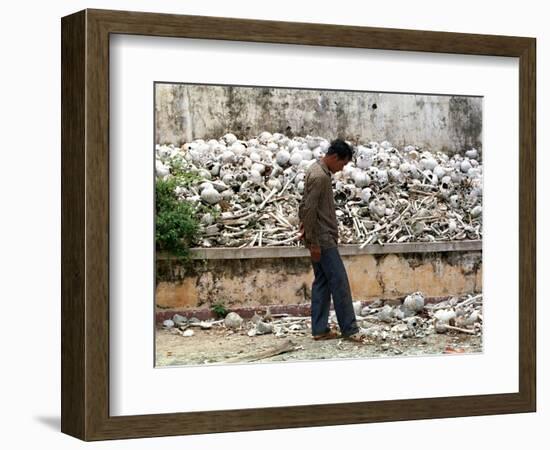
[310, 246, 359, 337]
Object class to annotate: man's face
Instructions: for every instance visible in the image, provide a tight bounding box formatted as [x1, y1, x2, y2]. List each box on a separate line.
[328, 155, 351, 173]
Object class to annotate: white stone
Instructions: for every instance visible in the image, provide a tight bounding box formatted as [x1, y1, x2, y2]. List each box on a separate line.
[200, 187, 222, 204]
[223, 133, 238, 145]
[289, 152, 303, 166]
[391, 323, 408, 333]
[403, 292, 425, 312]
[163, 319, 175, 329]
[470, 205, 482, 218]
[378, 305, 394, 322]
[172, 314, 187, 326]
[256, 321, 273, 334]
[224, 312, 243, 330]
[460, 159, 473, 173]
[434, 309, 457, 323]
[276, 150, 290, 166]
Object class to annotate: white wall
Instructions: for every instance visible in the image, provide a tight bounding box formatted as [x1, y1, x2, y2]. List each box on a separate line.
[0, 1, 546, 449]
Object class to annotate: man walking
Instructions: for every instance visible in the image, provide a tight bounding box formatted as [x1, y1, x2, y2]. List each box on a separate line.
[298, 139, 366, 343]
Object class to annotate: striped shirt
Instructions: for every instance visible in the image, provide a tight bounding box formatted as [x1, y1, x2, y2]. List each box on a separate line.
[298, 159, 339, 249]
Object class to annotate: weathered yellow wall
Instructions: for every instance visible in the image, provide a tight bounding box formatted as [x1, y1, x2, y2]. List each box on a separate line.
[155, 84, 483, 153]
[156, 251, 482, 311]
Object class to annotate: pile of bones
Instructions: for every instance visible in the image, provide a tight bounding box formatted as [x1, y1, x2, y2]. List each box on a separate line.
[156, 132, 482, 248]
[163, 291, 483, 343]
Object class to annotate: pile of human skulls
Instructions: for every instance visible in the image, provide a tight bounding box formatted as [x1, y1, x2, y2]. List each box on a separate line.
[155, 132, 482, 248]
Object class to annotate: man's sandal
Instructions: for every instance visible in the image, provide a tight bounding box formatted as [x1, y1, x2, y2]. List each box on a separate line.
[313, 329, 341, 341]
[343, 331, 368, 344]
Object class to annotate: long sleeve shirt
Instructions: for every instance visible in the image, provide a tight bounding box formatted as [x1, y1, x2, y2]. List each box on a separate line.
[298, 159, 339, 249]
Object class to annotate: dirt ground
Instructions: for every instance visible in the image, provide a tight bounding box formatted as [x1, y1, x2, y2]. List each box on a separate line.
[155, 324, 483, 367]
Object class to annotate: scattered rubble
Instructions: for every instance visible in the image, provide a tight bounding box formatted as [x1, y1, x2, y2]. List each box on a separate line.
[155, 134, 483, 248]
[159, 291, 483, 364]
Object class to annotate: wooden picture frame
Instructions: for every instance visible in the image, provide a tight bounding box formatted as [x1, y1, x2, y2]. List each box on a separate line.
[61, 8, 536, 441]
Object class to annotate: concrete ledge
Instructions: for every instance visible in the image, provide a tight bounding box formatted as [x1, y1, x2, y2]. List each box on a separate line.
[157, 240, 482, 260]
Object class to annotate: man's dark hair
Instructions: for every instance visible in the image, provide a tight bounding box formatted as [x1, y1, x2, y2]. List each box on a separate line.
[326, 139, 354, 161]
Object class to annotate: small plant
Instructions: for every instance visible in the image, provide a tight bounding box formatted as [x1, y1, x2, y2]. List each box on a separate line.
[169, 158, 203, 186]
[211, 301, 229, 319]
[168, 156, 185, 174]
[173, 171, 203, 187]
[196, 202, 221, 220]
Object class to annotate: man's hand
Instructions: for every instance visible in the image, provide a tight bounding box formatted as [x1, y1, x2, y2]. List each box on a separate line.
[309, 244, 321, 263]
[298, 222, 305, 241]
[299, 222, 321, 262]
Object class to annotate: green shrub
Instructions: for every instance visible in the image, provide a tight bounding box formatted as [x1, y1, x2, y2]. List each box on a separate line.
[155, 177, 200, 258]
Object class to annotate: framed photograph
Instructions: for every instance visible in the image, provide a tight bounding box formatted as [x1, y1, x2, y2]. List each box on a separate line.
[61, 8, 536, 441]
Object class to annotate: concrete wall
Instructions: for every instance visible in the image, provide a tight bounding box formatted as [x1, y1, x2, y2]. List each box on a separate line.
[155, 83, 482, 154]
[155, 242, 482, 313]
